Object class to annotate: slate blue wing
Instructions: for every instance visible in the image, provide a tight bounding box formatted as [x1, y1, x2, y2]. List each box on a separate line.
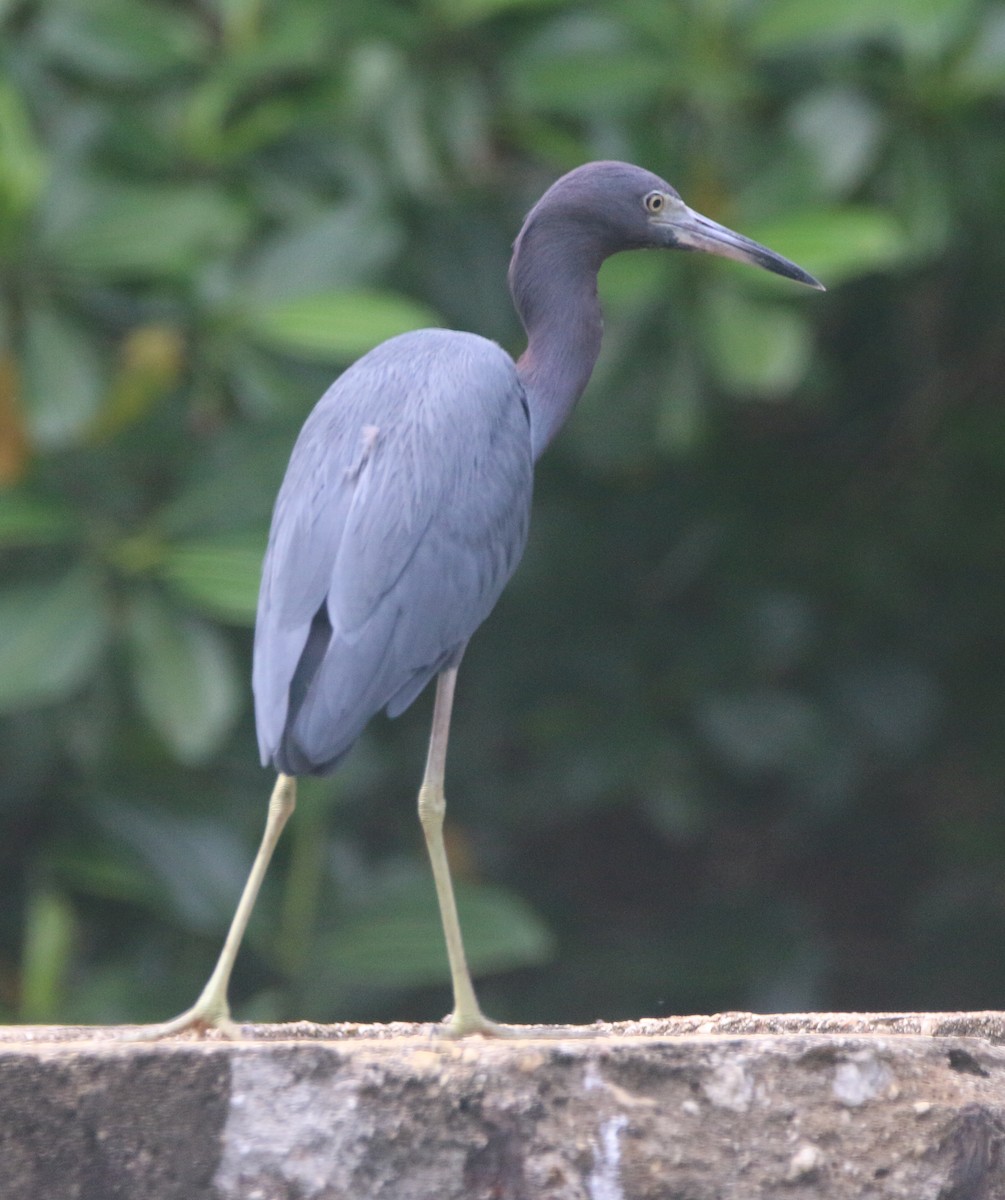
[252, 328, 533, 776]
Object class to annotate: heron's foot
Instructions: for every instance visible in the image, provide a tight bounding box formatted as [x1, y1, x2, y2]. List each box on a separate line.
[443, 1007, 512, 1038]
[121, 988, 242, 1042]
[442, 1008, 602, 1040]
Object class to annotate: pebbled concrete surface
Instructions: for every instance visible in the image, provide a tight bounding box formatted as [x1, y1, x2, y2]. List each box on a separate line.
[1, 1012, 1004, 1200]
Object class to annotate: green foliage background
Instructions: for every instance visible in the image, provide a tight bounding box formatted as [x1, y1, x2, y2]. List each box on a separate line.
[1, 0, 1004, 1027]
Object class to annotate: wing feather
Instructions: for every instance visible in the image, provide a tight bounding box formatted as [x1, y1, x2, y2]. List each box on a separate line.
[252, 329, 532, 775]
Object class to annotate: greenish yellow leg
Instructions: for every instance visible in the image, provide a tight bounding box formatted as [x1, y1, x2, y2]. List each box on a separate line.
[125, 773, 297, 1041]
[418, 668, 504, 1037]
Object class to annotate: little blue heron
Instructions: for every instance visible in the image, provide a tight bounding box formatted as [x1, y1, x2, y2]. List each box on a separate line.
[145, 161, 822, 1039]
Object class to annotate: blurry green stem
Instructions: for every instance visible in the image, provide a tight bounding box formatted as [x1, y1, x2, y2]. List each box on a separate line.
[277, 779, 331, 981]
[20, 884, 74, 1023]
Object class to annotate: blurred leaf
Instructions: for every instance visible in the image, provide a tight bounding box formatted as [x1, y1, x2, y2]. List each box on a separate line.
[159, 531, 266, 626]
[243, 289, 440, 361]
[215, 0, 267, 51]
[125, 592, 243, 763]
[750, 0, 970, 54]
[91, 325, 186, 441]
[243, 207, 403, 302]
[599, 252, 669, 309]
[0, 492, 75, 547]
[94, 798, 254, 935]
[788, 87, 883, 195]
[696, 688, 830, 780]
[744, 208, 914, 286]
[567, 357, 664, 473]
[832, 658, 941, 759]
[434, 0, 566, 23]
[184, 86, 305, 165]
[51, 840, 151, 905]
[511, 50, 667, 115]
[0, 80, 46, 231]
[704, 289, 813, 396]
[746, 590, 817, 674]
[274, 775, 336, 977]
[20, 303, 105, 448]
[887, 135, 953, 252]
[509, 15, 666, 115]
[41, 179, 248, 279]
[19, 886, 75, 1023]
[204, 0, 328, 77]
[0, 567, 108, 712]
[224, 342, 322, 419]
[37, 0, 206, 83]
[956, 5, 1005, 94]
[155, 427, 291, 538]
[319, 877, 553, 988]
[181, 5, 330, 159]
[655, 354, 708, 456]
[641, 737, 708, 841]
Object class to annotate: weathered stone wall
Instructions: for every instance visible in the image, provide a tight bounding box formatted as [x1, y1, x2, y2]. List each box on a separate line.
[2, 1012, 1004, 1199]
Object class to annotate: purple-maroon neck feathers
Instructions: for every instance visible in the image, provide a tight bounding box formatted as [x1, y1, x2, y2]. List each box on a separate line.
[509, 219, 605, 461]
[508, 162, 671, 460]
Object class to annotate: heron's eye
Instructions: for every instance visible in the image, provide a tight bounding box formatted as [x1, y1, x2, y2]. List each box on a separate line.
[644, 191, 666, 214]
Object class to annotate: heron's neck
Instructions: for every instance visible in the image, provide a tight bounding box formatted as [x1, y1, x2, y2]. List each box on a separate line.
[510, 226, 605, 461]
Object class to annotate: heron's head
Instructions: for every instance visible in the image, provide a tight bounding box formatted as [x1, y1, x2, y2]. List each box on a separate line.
[519, 161, 823, 290]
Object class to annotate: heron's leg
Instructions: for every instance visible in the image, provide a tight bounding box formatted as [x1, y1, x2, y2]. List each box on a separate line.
[418, 668, 502, 1037]
[125, 773, 297, 1041]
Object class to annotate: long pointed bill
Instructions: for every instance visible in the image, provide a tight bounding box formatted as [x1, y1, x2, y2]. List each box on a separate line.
[667, 206, 825, 290]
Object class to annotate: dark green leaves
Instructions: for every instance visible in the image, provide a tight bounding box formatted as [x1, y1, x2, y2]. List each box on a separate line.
[244, 290, 440, 361]
[20, 304, 105, 447]
[508, 16, 669, 116]
[0, 81, 46, 238]
[704, 290, 814, 397]
[1, 0, 1001, 1033]
[750, 0, 971, 54]
[159, 532, 266, 626]
[317, 878, 553, 989]
[744, 209, 913, 287]
[125, 593, 242, 764]
[0, 568, 108, 712]
[0, 494, 75, 548]
[18, 885, 75, 1023]
[41, 179, 248, 280]
[37, 0, 207, 84]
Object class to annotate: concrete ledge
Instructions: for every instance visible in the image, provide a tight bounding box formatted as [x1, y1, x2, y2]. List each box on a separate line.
[3, 1012, 1005, 1199]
